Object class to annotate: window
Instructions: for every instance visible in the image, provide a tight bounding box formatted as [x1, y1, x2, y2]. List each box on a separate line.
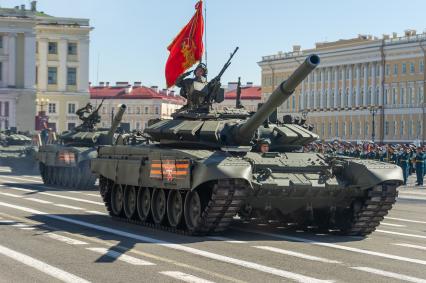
[392, 88, 397, 104]
[0, 62, 2, 81]
[48, 42, 57, 54]
[136, 107, 141, 114]
[402, 63, 407, 74]
[400, 121, 404, 137]
[400, 87, 405, 104]
[385, 121, 389, 136]
[48, 67, 57, 84]
[4, 101, 9, 117]
[67, 67, 77, 85]
[335, 122, 339, 137]
[376, 66, 379, 77]
[410, 62, 415, 73]
[68, 103, 76, 114]
[420, 60, 424, 73]
[385, 64, 390, 76]
[393, 121, 397, 136]
[419, 87, 424, 104]
[67, 123, 76, 130]
[48, 103, 56, 114]
[408, 87, 413, 105]
[68, 42, 77, 55]
[408, 120, 413, 137]
[0, 36, 3, 49]
[417, 121, 422, 137]
[155, 107, 159, 115]
[384, 89, 388, 104]
[136, 122, 140, 130]
[393, 64, 398, 75]
[365, 123, 369, 137]
[145, 107, 149, 114]
[328, 122, 332, 136]
[349, 122, 353, 136]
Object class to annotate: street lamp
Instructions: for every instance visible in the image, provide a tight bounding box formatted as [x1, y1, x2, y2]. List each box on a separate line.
[35, 98, 50, 131]
[35, 97, 50, 112]
[369, 106, 378, 143]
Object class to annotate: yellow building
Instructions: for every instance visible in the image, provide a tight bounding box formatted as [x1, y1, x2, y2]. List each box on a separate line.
[259, 30, 426, 144]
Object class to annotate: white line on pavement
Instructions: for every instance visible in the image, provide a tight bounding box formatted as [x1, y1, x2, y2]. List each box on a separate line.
[385, 217, 426, 225]
[0, 220, 15, 224]
[87, 247, 155, 266]
[0, 244, 91, 283]
[86, 210, 108, 216]
[398, 195, 426, 201]
[0, 192, 22, 198]
[234, 227, 426, 266]
[54, 204, 84, 210]
[38, 193, 103, 206]
[399, 191, 426, 196]
[376, 230, 426, 239]
[1, 185, 34, 193]
[26, 198, 52, 204]
[160, 271, 216, 283]
[380, 222, 406, 227]
[253, 246, 342, 264]
[12, 223, 30, 228]
[393, 243, 426, 251]
[351, 267, 426, 283]
[0, 201, 333, 283]
[46, 233, 88, 245]
[0, 175, 43, 183]
[207, 236, 247, 244]
[85, 194, 99, 197]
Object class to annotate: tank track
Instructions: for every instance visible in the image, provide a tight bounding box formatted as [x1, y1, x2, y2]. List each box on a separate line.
[101, 177, 248, 236]
[39, 161, 97, 190]
[336, 182, 399, 236]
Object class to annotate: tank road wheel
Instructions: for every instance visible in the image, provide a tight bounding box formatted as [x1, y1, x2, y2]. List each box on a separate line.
[151, 188, 167, 224]
[124, 186, 137, 219]
[167, 190, 184, 228]
[137, 187, 151, 222]
[110, 184, 124, 216]
[184, 190, 202, 232]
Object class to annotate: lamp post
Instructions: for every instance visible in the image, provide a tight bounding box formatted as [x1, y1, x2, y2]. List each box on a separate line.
[369, 106, 378, 143]
[35, 98, 50, 130]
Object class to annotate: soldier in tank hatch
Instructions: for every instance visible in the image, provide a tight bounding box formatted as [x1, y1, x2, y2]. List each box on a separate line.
[176, 63, 209, 109]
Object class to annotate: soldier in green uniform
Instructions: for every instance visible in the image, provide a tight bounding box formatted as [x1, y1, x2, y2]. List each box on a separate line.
[176, 63, 209, 109]
[415, 147, 425, 186]
[399, 147, 411, 185]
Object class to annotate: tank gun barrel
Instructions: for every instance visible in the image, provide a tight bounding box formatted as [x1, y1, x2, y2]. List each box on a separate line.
[106, 104, 127, 144]
[236, 54, 320, 144]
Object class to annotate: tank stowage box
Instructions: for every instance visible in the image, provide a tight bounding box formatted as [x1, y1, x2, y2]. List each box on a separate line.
[91, 55, 403, 236]
[38, 104, 126, 189]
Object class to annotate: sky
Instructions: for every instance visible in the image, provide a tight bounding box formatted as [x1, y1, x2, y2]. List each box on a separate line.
[2, 0, 426, 89]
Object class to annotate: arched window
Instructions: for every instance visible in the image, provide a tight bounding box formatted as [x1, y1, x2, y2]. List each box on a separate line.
[400, 87, 405, 104]
[375, 87, 380, 105]
[400, 121, 404, 137]
[392, 88, 397, 104]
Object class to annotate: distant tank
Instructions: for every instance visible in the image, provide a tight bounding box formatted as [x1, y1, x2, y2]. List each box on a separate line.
[38, 103, 126, 189]
[0, 131, 38, 173]
[91, 54, 403, 236]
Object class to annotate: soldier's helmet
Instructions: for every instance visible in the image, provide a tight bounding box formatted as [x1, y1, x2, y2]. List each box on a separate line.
[194, 63, 208, 76]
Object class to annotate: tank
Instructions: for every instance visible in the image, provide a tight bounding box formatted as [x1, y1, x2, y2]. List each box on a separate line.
[38, 104, 126, 189]
[0, 131, 38, 173]
[91, 54, 403, 236]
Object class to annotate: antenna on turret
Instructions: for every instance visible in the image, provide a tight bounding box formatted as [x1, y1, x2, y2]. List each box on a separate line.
[236, 77, 243, 109]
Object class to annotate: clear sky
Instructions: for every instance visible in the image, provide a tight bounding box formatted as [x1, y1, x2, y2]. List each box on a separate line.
[2, 0, 426, 88]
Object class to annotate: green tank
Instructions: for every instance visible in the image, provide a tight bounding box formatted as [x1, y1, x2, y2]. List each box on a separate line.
[0, 131, 38, 173]
[38, 104, 126, 189]
[91, 54, 403, 236]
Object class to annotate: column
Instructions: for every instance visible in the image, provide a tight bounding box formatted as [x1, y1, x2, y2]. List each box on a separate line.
[341, 66, 346, 108]
[320, 69, 325, 109]
[301, 80, 305, 110]
[334, 67, 339, 108]
[379, 63, 384, 106]
[38, 38, 48, 91]
[327, 68, 332, 108]
[371, 62, 376, 105]
[24, 32, 36, 89]
[356, 64, 360, 107]
[363, 63, 368, 106]
[9, 100, 15, 127]
[313, 71, 318, 109]
[77, 37, 90, 92]
[306, 73, 311, 109]
[58, 38, 67, 91]
[348, 65, 353, 108]
[8, 33, 16, 87]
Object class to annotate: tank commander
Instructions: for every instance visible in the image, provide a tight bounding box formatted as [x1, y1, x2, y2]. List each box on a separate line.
[255, 138, 271, 153]
[176, 63, 209, 109]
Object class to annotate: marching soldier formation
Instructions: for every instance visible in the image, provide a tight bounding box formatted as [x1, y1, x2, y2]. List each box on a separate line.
[305, 141, 426, 186]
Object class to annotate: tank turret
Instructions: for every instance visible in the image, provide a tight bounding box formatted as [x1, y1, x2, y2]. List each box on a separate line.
[103, 104, 127, 145]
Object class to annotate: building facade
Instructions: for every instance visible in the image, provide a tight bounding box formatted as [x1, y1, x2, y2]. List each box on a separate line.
[214, 82, 261, 111]
[0, 2, 92, 133]
[259, 30, 426, 144]
[90, 82, 185, 131]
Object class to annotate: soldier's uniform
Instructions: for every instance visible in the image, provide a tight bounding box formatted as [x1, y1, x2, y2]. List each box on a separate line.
[399, 149, 411, 185]
[415, 149, 425, 185]
[176, 63, 209, 109]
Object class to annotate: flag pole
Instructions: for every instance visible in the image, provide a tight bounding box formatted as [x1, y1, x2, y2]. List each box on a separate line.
[204, 0, 208, 72]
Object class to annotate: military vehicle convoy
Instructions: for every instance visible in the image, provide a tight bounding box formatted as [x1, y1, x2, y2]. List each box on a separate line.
[38, 103, 126, 189]
[0, 131, 38, 173]
[91, 54, 403, 236]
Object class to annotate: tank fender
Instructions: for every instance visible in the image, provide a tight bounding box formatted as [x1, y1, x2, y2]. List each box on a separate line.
[191, 157, 253, 190]
[340, 159, 403, 188]
[76, 148, 98, 164]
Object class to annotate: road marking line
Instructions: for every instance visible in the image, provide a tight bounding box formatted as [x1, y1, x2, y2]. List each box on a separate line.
[2, 186, 35, 193]
[20, 227, 36, 230]
[351, 267, 426, 283]
[253, 246, 342, 264]
[376, 230, 426, 239]
[86, 210, 108, 216]
[207, 236, 247, 244]
[0, 220, 15, 224]
[85, 194, 99, 197]
[12, 223, 30, 228]
[380, 222, 406, 227]
[45, 233, 88, 245]
[0, 175, 43, 183]
[393, 243, 426, 251]
[0, 244, 90, 283]
[399, 195, 426, 201]
[400, 191, 426, 196]
[26, 198, 52, 204]
[54, 204, 84, 210]
[40, 193, 103, 206]
[385, 217, 426, 225]
[87, 247, 155, 266]
[160, 271, 215, 283]
[0, 192, 22, 198]
[234, 227, 426, 266]
[0, 201, 333, 283]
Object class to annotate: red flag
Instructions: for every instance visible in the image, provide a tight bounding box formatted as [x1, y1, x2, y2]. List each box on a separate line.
[165, 1, 204, 88]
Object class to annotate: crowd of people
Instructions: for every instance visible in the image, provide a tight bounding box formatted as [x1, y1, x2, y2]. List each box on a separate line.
[304, 141, 426, 186]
